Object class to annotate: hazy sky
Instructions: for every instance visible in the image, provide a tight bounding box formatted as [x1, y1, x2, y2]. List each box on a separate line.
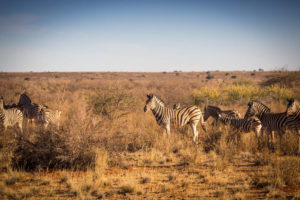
[0, 0, 300, 72]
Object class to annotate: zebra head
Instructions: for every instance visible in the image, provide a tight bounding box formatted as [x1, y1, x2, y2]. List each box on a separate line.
[173, 103, 181, 110]
[244, 101, 270, 119]
[144, 94, 165, 112]
[286, 98, 299, 116]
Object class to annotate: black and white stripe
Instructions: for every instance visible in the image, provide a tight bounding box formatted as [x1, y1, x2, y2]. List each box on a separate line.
[38, 108, 62, 128]
[218, 113, 262, 137]
[144, 94, 206, 144]
[244, 101, 292, 144]
[0, 97, 23, 132]
[22, 103, 47, 124]
[204, 105, 240, 126]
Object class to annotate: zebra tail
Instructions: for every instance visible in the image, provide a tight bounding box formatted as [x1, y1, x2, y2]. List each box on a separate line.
[199, 114, 207, 132]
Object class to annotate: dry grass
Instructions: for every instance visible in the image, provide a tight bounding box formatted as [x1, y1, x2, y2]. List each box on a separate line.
[0, 71, 299, 199]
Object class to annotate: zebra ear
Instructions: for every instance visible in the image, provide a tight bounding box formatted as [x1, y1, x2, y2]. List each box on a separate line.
[287, 98, 294, 103]
[147, 94, 153, 99]
[248, 101, 253, 107]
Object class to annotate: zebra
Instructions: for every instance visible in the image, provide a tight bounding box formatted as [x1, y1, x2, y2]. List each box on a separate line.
[244, 101, 291, 145]
[38, 108, 62, 128]
[144, 94, 206, 144]
[0, 97, 23, 132]
[22, 103, 48, 124]
[204, 105, 241, 127]
[218, 113, 262, 142]
[285, 98, 300, 131]
[286, 98, 300, 152]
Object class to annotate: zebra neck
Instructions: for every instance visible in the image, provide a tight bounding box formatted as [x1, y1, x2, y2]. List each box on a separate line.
[151, 104, 164, 118]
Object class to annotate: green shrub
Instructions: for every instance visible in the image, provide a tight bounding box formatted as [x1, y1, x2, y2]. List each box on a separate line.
[191, 87, 222, 105]
[266, 85, 293, 103]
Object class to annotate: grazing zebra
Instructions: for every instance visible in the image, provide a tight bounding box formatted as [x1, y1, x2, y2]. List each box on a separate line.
[218, 113, 262, 139]
[0, 97, 23, 132]
[17, 93, 32, 107]
[204, 105, 241, 127]
[39, 108, 62, 128]
[244, 101, 291, 144]
[144, 94, 206, 144]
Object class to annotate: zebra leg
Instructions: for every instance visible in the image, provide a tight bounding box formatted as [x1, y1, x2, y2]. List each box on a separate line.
[165, 123, 170, 137]
[190, 123, 198, 144]
[18, 122, 23, 133]
[255, 124, 262, 147]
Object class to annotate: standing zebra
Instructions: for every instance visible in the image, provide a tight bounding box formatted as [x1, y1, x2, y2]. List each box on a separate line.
[244, 101, 291, 145]
[218, 113, 262, 141]
[144, 94, 206, 144]
[0, 97, 23, 132]
[204, 105, 241, 127]
[39, 108, 62, 128]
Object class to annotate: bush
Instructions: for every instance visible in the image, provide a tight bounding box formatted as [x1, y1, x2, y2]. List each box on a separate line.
[11, 128, 97, 171]
[191, 87, 222, 105]
[261, 71, 300, 88]
[266, 85, 293, 103]
[87, 87, 136, 120]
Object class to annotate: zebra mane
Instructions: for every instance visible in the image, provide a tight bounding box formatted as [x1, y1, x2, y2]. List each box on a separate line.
[152, 94, 165, 107]
[206, 105, 221, 112]
[250, 101, 271, 112]
[147, 93, 165, 107]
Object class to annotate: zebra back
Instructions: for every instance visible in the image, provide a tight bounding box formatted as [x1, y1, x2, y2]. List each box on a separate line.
[204, 105, 240, 122]
[218, 113, 261, 133]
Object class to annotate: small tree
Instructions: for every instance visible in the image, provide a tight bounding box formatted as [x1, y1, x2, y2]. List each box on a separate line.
[87, 87, 135, 120]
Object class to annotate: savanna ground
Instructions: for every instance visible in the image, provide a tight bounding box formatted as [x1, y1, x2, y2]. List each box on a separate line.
[0, 71, 300, 199]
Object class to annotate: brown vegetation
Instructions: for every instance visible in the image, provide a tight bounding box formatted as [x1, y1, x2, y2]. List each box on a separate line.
[0, 71, 299, 199]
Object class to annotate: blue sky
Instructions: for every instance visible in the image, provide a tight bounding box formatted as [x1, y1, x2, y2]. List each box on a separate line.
[0, 0, 299, 72]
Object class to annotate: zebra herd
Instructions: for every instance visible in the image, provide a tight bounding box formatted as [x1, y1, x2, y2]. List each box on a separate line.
[1, 92, 299, 150]
[0, 93, 61, 132]
[144, 94, 300, 149]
